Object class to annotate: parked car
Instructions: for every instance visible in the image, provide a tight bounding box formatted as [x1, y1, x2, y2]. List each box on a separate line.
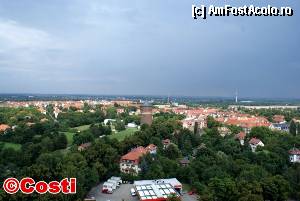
[131, 188, 136, 196]
[110, 176, 122, 186]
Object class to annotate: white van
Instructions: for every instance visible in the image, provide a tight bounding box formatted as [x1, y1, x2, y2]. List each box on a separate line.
[107, 179, 118, 188]
[102, 182, 114, 194]
[110, 177, 122, 185]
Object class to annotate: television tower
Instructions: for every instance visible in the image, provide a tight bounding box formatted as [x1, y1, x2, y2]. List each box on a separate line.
[235, 90, 238, 103]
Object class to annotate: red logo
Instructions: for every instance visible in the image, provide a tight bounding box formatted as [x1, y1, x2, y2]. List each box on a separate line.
[3, 178, 76, 194]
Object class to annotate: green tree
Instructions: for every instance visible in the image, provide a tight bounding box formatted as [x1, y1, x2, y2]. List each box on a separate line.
[285, 164, 300, 200]
[73, 132, 94, 145]
[55, 133, 68, 149]
[164, 144, 181, 160]
[208, 177, 238, 201]
[115, 120, 126, 131]
[238, 194, 264, 201]
[194, 122, 199, 134]
[207, 116, 220, 129]
[290, 120, 297, 135]
[262, 175, 290, 201]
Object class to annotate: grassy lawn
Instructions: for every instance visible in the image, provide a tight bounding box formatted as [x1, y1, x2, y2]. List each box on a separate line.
[60, 132, 75, 146]
[0, 142, 21, 151]
[72, 123, 101, 132]
[73, 124, 91, 131]
[108, 128, 138, 141]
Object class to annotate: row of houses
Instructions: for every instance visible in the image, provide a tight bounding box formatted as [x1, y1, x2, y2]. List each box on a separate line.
[234, 131, 265, 151]
[181, 111, 292, 134]
[173, 106, 297, 134]
[234, 131, 300, 163]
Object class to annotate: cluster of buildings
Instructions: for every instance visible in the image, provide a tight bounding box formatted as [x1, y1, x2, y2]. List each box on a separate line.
[216, 115, 271, 133]
[178, 107, 272, 134]
[1, 100, 296, 134]
[269, 115, 290, 132]
[2, 99, 141, 108]
[2, 99, 145, 120]
[234, 131, 265, 152]
[175, 107, 292, 134]
[234, 130, 300, 163]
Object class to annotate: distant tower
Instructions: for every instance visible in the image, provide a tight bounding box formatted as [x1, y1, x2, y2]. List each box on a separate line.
[235, 90, 238, 103]
[140, 102, 153, 125]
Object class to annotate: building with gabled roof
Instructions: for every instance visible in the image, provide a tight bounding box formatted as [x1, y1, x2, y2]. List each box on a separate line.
[270, 122, 289, 132]
[249, 137, 264, 152]
[273, 115, 285, 123]
[289, 147, 300, 163]
[120, 145, 156, 175]
[0, 124, 11, 134]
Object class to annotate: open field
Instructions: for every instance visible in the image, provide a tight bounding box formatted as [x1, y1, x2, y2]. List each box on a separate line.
[73, 124, 91, 131]
[64, 126, 138, 144]
[60, 132, 75, 146]
[0, 142, 21, 151]
[108, 128, 138, 141]
[72, 123, 102, 132]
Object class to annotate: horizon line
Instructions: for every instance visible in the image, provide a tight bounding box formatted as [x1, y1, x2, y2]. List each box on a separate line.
[0, 92, 300, 101]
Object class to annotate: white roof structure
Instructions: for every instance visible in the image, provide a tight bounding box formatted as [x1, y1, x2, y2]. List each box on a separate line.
[134, 179, 181, 201]
[134, 178, 182, 189]
[135, 184, 179, 200]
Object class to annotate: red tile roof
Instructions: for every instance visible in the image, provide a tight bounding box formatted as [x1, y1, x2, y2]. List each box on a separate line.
[249, 137, 262, 145]
[222, 117, 271, 128]
[146, 144, 157, 152]
[0, 124, 10, 132]
[235, 132, 246, 140]
[273, 115, 285, 123]
[121, 146, 147, 164]
[289, 148, 300, 155]
[121, 144, 157, 164]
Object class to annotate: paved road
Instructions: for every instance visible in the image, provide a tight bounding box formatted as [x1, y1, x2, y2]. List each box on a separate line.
[86, 183, 198, 201]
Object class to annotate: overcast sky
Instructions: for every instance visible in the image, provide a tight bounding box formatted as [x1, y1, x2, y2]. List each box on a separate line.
[0, 0, 299, 98]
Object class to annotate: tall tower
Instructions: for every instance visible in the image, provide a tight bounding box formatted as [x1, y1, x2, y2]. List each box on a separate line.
[140, 102, 153, 125]
[235, 90, 238, 103]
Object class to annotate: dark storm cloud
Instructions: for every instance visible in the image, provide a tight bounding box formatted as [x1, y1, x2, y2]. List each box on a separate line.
[0, 0, 299, 98]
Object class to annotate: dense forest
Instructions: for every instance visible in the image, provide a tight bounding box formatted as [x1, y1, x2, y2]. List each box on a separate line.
[0, 107, 299, 201]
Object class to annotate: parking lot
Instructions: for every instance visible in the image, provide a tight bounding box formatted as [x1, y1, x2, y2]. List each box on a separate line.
[87, 183, 139, 201]
[86, 183, 198, 201]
